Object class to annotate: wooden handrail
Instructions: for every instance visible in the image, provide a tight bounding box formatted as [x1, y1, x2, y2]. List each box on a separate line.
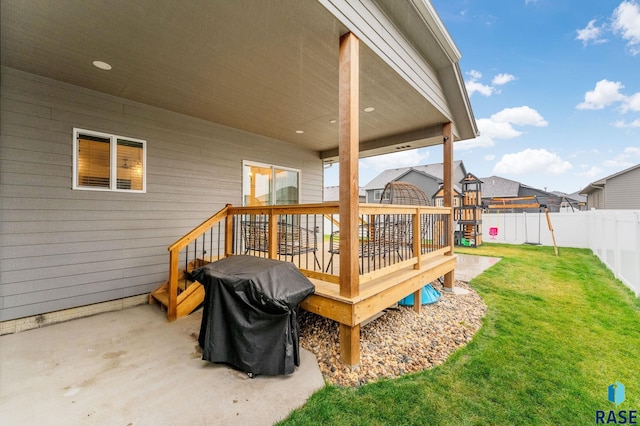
[168, 204, 231, 253]
[359, 205, 451, 215]
[162, 202, 454, 321]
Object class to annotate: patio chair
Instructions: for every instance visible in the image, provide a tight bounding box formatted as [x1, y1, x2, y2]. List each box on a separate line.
[324, 222, 403, 273]
[241, 220, 321, 269]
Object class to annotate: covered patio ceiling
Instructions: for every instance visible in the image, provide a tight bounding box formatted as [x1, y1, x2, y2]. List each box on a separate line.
[0, 0, 476, 161]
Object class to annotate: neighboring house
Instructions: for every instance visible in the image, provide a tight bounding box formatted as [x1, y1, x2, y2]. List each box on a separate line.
[1, 1, 477, 364]
[432, 185, 463, 208]
[363, 160, 467, 204]
[324, 186, 366, 203]
[481, 175, 560, 212]
[580, 164, 640, 209]
[550, 191, 587, 212]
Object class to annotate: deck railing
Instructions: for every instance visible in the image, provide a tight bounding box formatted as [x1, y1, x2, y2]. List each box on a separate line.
[165, 203, 452, 318]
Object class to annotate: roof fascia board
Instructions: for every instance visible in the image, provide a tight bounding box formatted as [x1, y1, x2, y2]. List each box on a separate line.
[318, 0, 451, 120]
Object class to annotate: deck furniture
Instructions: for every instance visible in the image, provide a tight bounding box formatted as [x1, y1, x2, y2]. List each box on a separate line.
[241, 220, 322, 269]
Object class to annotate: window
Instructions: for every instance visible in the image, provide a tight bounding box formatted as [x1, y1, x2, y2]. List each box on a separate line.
[73, 129, 146, 192]
[435, 197, 459, 207]
[373, 189, 389, 202]
[242, 161, 300, 206]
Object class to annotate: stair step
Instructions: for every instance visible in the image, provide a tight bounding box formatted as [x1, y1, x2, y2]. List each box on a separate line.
[151, 290, 169, 307]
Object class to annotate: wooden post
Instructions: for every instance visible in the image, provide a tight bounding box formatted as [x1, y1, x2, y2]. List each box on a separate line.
[224, 204, 233, 258]
[268, 209, 278, 259]
[442, 122, 455, 291]
[338, 32, 360, 299]
[338, 32, 360, 367]
[168, 249, 178, 321]
[413, 207, 421, 270]
[413, 207, 422, 313]
[339, 323, 360, 368]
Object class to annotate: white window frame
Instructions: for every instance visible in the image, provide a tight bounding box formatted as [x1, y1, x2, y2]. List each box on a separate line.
[242, 160, 301, 206]
[73, 128, 146, 193]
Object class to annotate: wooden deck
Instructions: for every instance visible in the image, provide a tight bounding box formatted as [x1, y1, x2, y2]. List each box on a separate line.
[151, 202, 457, 366]
[301, 253, 456, 326]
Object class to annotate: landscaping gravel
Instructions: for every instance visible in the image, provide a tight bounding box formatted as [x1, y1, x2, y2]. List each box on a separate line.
[298, 280, 486, 387]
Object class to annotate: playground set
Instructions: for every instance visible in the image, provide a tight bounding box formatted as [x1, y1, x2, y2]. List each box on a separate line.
[453, 173, 559, 256]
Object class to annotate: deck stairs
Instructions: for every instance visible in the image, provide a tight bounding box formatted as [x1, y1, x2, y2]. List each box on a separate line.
[149, 258, 212, 319]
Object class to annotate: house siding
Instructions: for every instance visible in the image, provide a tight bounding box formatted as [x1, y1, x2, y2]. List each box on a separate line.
[0, 67, 323, 321]
[397, 170, 440, 202]
[519, 187, 559, 212]
[605, 167, 640, 209]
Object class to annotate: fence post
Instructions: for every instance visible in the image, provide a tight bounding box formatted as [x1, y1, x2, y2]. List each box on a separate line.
[636, 212, 640, 296]
[614, 212, 621, 281]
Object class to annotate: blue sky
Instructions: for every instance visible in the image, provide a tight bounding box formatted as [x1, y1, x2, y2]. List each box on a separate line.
[324, 0, 640, 194]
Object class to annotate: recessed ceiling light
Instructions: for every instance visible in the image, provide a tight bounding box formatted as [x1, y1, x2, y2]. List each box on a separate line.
[93, 60, 112, 70]
[296, 130, 304, 134]
[329, 119, 337, 124]
[364, 107, 375, 112]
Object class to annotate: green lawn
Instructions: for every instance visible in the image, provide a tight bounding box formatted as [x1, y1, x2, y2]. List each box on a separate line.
[280, 244, 640, 425]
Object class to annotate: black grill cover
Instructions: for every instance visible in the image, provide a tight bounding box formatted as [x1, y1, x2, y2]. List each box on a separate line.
[190, 256, 315, 376]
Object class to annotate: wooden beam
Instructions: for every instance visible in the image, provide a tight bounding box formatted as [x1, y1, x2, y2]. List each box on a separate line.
[442, 122, 455, 290]
[338, 32, 360, 299]
[339, 323, 360, 367]
[320, 124, 444, 161]
[487, 203, 541, 210]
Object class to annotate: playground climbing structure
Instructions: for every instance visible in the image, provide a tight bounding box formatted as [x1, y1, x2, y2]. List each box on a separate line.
[455, 173, 483, 247]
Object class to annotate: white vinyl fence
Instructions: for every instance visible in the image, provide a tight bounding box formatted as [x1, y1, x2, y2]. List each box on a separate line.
[480, 210, 640, 297]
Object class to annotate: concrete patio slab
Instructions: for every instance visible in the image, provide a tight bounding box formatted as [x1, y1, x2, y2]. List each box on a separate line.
[0, 304, 324, 426]
[455, 253, 501, 282]
[0, 253, 499, 425]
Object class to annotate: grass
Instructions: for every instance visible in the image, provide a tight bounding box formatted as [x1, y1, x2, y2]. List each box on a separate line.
[279, 244, 640, 425]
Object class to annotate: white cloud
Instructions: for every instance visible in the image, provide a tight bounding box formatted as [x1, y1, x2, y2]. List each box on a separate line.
[576, 79, 626, 110]
[455, 106, 548, 151]
[613, 118, 640, 127]
[612, 0, 640, 55]
[360, 149, 429, 171]
[577, 165, 604, 178]
[454, 135, 495, 151]
[467, 69, 482, 79]
[622, 92, 640, 112]
[484, 154, 496, 161]
[494, 149, 572, 175]
[576, 19, 608, 46]
[625, 146, 640, 154]
[492, 73, 516, 86]
[466, 80, 494, 97]
[602, 145, 640, 168]
[465, 70, 515, 97]
[491, 106, 549, 127]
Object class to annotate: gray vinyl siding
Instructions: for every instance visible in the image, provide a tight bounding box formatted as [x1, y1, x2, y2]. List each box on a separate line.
[519, 187, 559, 212]
[397, 170, 440, 201]
[587, 189, 604, 210]
[0, 67, 323, 321]
[605, 167, 640, 209]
